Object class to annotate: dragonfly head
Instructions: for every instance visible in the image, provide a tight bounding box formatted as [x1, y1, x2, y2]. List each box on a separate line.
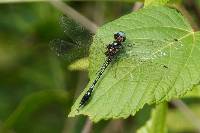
[114, 31, 126, 43]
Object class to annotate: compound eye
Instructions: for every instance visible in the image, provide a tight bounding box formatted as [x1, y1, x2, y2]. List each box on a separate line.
[114, 32, 119, 40]
[120, 32, 126, 42]
[122, 35, 126, 42]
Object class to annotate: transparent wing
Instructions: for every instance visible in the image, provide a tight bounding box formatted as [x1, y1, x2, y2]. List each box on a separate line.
[50, 15, 93, 62]
[121, 38, 182, 63]
[60, 15, 93, 47]
[49, 39, 88, 62]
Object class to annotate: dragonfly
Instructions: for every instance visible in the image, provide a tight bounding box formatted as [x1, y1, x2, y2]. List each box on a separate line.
[49, 15, 127, 109]
[78, 31, 126, 110]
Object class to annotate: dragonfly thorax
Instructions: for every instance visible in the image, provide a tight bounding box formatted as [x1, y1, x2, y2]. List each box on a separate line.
[105, 41, 122, 57]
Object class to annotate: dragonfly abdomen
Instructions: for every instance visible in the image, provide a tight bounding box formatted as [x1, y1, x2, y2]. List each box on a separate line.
[78, 58, 111, 109]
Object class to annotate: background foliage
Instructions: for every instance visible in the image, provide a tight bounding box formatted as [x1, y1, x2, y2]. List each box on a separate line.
[0, 0, 200, 133]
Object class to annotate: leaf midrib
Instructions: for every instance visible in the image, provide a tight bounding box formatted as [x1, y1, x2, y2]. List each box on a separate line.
[124, 26, 192, 33]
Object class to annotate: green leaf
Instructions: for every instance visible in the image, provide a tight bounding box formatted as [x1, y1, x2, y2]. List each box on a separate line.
[136, 102, 167, 133]
[68, 57, 89, 71]
[144, 0, 170, 6]
[184, 84, 200, 98]
[69, 6, 200, 122]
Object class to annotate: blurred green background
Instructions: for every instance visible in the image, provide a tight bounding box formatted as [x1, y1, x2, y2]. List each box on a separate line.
[0, 1, 200, 133]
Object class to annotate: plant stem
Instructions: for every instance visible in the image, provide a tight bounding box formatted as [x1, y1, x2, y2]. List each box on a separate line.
[49, 0, 98, 33]
[81, 118, 93, 133]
